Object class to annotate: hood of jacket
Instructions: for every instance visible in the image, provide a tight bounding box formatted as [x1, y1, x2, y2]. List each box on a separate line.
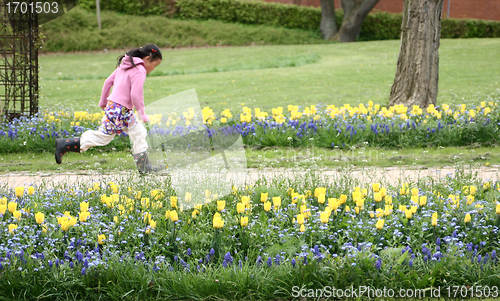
[120, 55, 145, 70]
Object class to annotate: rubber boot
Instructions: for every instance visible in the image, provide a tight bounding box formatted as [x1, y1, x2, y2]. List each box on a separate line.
[133, 151, 165, 174]
[55, 137, 80, 164]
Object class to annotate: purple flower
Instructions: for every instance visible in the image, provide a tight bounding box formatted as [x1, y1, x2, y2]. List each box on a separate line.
[267, 257, 272, 268]
[210, 248, 215, 257]
[275, 255, 280, 266]
[222, 260, 228, 268]
[81, 267, 86, 275]
[187, 248, 192, 256]
[224, 252, 233, 265]
[238, 260, 242, 269]
[69, 261, 74, 268]
[256, 256, 262, 266]
[376, 258, 382, 270]
[291, 258, 296, 268]
[409, 259, 413, 267]
[436, 237, 441, 246]
[478, 255, 482, 263]
[76, 251, 83, 263]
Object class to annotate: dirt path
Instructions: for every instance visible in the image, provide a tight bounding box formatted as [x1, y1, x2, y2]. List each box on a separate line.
[1, 166, 499, 191]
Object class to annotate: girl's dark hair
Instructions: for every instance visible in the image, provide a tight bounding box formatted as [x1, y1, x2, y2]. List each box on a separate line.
[116, 44, 162, 68]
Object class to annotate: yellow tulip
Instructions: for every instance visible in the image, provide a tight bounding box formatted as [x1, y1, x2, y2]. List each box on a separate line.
[240, 216, 249, 227]
[170, 196, 178, 208]
[405, 210, 412, 219]
[374, 192, 382, 202]
[98, 234, 106, 245]
[263, 201, 271, 212]
[79, 211, 90, 222]
[35, 212, 44, 224]
[419, 196, 427, 206]
[464, 213, 471, 224]
[470, 186, 477, 195]
[260, 192, 268, 203]
[355, 206, 360, 214]
[372, 183, 380, 192]
[340, 194, 347, 204]
[320, 212, 329, 223]
[165, 210, 170, 220]
[375, 219, 384, 230]
[80, 202, 89, 212]
[411, 188, 419, 197]
[380, 187, 387, 198]
[385, 195, 393, 205]
[0, 204, 6, 215]
[496, 203, 500, 215]
[316, 193, 325, 204]
[299, 224, 305, 232]
[346, 205, 351, 212]
[8, 224, 17, 234]
[411, 195, 419, 204]
[8, 202, 17, 213]
[170, 210, 179, 222]
[272, 196, 281, 208]
[213, 215, 224, 229]
[60, 218, 71, 231]
[328, 198, 339, 211]
[143, 212, 151, 223]
[400, 183, 409, 195]
[28, 186, 35, 196]
[13, 210, 21, 220]
[149, 219, 157, 229]
[241, 195, 250, 206]
[15, 186, 24, 198]
[114, 216, 119, 223]
[217, 200, 226, 211]
[296, 213, 305, 225]
[410, 205, 418, 214]
[236, 202, 245, 214]
[185, 192, 192, 203]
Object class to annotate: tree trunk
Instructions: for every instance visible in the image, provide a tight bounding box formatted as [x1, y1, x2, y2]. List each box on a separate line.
[320, 0, 338, 40]
[337, 0, 379, 42]
[389, 0, 444, 108]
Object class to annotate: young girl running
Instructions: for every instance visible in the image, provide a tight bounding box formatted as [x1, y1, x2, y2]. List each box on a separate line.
[55, 44, 164, 174]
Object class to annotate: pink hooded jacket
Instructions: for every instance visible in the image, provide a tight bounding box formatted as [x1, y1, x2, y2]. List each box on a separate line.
[99, 55, 148, 122]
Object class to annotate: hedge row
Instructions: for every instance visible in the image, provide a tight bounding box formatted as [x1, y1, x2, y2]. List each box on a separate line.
[77, 0, 500, 40]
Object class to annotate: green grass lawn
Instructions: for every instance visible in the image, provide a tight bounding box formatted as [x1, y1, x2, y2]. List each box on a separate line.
[39, 38, 500, 114]
[0, 146, 496, 173]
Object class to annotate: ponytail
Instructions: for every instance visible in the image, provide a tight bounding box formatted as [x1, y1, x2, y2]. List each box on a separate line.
[116, 44, 162, 68]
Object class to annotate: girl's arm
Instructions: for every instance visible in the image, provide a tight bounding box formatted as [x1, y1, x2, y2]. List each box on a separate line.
[130, 71, 149, 123]
[99, 69, 117, 109]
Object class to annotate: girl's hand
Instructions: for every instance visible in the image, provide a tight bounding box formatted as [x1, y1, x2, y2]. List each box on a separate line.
[100, 105, 106, 110]
[137, 109, 150, 123]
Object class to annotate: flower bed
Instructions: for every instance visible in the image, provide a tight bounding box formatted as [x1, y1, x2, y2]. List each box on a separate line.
[1, 170, 500, 298]
[1, 101, 499, 154]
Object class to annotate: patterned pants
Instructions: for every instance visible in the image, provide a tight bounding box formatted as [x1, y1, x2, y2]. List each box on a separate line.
[80, 101, 148, 154]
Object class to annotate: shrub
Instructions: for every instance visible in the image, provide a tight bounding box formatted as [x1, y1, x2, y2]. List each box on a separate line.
[78, 0, 500, 40]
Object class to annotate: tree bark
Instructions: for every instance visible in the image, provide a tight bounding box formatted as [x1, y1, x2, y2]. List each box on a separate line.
[389, 0, 444, 108]
[337, 0, 379, 42]
[320, 0, 338, 40]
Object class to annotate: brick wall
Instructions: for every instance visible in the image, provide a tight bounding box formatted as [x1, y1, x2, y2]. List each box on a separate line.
[262, 0, 500, 21]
